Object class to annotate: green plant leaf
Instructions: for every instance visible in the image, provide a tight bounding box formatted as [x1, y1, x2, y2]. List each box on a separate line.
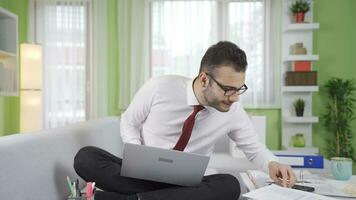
[322, 77, 356, 161]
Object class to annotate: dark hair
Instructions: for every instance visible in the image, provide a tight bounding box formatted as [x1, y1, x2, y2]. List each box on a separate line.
[199, 41, 248, 74]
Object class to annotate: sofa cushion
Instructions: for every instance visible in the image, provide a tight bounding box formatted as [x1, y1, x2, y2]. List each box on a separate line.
[0, 117, 122, 200]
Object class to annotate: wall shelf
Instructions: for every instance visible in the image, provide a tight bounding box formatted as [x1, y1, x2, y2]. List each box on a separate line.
[0, 50, 16, 57]
[285, 146, 319, 154]
[282, 86, 319, 92]
[283, 55, 319, 61]
[0, 7, 18, 96]
[284, 116, 319, 123]
[284, 23, 320, 32]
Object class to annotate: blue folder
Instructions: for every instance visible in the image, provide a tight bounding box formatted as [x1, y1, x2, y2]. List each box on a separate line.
[274, 154, 324, 169]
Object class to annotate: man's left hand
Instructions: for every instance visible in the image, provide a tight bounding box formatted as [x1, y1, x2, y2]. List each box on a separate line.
[268, 161, 296, 188]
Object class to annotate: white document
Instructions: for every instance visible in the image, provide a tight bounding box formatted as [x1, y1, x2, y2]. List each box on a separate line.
[243, 184, 337, 200]
[246, 170, 356, 198]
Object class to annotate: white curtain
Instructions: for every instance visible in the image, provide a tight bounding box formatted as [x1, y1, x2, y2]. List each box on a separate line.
[117, 0, 150, 114]
[150, 0, 219, 77]
[149, 0, 281, 108]
[33, 0, 90, 128]
[228, 0, 281, 108]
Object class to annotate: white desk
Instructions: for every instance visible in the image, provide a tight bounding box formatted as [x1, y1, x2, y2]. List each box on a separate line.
[238, 171, 356, 200]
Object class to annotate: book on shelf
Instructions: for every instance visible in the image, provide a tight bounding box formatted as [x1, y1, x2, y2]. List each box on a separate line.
[286, 71, 317, 85]
[292, 61, 311, 71]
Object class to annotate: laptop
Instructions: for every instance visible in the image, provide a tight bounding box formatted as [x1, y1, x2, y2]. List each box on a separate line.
[121, 143, 210, 186]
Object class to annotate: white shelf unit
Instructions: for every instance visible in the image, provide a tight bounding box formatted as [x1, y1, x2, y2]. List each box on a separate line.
[281, 0, 319, 153]
[0, 7, 18, 96]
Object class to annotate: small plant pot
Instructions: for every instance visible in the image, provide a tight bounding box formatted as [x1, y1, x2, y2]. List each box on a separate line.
[331, 157, 352, 180]
[292, 133, 306, 147]
[294, 12, 305, 23]
[296, 108, 304, 117]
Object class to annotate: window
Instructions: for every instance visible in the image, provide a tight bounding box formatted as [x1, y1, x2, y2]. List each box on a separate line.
[150, 0, 278, 107]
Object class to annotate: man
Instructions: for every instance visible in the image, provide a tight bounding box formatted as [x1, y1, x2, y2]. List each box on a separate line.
[74, 41, 296, 200]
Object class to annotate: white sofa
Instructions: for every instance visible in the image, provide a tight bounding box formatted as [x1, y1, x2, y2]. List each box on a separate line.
[0, 117, 255, 200]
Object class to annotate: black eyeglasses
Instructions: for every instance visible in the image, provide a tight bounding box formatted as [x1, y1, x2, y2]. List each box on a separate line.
[206, 73, 248, 96]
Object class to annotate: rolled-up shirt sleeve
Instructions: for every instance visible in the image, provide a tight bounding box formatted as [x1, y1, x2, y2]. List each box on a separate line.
[120, 78, 158, 145]
[228, 104, 279, 173]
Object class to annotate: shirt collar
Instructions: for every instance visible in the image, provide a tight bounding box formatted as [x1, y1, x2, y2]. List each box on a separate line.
[186, 78, 217, 113]
[186, 78, 200, 106]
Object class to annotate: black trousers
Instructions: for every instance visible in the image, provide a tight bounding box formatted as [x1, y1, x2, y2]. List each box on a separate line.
[74, 146, 241, 200]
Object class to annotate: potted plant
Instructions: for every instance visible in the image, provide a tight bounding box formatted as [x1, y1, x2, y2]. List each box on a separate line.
[322, 77, 356, 162]
[290, 0, 310, 23]
[293, 98, 305, 117]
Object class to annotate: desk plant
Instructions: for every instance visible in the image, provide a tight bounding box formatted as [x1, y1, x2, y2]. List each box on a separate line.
[293, 98, 305, 117]
[322, 77, 356, 161]
[290, 0, 310, 23]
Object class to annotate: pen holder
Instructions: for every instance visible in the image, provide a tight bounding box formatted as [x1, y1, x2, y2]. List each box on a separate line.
[67, 193, 92, 200]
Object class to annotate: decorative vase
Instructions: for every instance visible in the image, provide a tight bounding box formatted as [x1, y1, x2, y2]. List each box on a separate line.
[292, 133, 306, 147]
[330, 157, 352, 180]
[295, 108, 304, 117]
[294, 12, 305, 23]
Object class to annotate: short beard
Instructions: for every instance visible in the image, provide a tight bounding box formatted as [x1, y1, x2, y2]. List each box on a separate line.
[202, 87, 229, 112]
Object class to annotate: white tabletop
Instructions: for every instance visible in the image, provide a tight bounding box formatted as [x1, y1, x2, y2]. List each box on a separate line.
[238, 171, 356, 200]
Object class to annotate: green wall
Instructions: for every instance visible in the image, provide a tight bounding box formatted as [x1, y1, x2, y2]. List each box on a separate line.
[0, 0, 28, 136]
[313, 0, 356, 173]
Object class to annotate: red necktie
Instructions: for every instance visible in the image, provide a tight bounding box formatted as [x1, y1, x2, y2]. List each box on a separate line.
[173, 105, 205, 151]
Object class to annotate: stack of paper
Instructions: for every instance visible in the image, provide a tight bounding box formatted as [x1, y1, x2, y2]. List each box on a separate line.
[245, 170, 356, 198]
[243, 184, 337, 200]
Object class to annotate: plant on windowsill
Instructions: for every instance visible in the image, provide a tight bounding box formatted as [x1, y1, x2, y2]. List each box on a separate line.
[322, 77, 356, 162]
[293, 98, 305, 117]
[290, 0, 310, 23]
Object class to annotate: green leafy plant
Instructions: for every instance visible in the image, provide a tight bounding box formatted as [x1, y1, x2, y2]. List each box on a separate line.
[293, 98, 305, 110]
[293, 98, 305, 117]
[322, 77, 356, 161]
[290, 0, 310, 14]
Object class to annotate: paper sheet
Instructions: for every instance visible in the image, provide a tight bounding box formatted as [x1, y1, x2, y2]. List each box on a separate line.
[243, 184, 337, 200]
[245, 170, 356, 198]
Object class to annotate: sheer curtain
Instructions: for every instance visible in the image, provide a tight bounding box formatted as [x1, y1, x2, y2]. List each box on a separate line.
[150, 0, 218, 77]
[34, 0, 90, 128]
[228, 0, 280, 108]
[117, 0, 150, 114]
[150, 0, 281, 108]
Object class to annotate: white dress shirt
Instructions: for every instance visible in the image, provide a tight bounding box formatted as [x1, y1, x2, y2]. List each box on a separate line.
[120, 75, 278, 173]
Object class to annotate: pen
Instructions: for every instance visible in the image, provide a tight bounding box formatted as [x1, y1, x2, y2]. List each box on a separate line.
[266, 180, 310, 184]
[278, 177, 290, 182]
[73, 181, 77, 197]
[87, 182, 93, 198]
[66, 176, 75, 197]
[76, 178, 81, 197]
